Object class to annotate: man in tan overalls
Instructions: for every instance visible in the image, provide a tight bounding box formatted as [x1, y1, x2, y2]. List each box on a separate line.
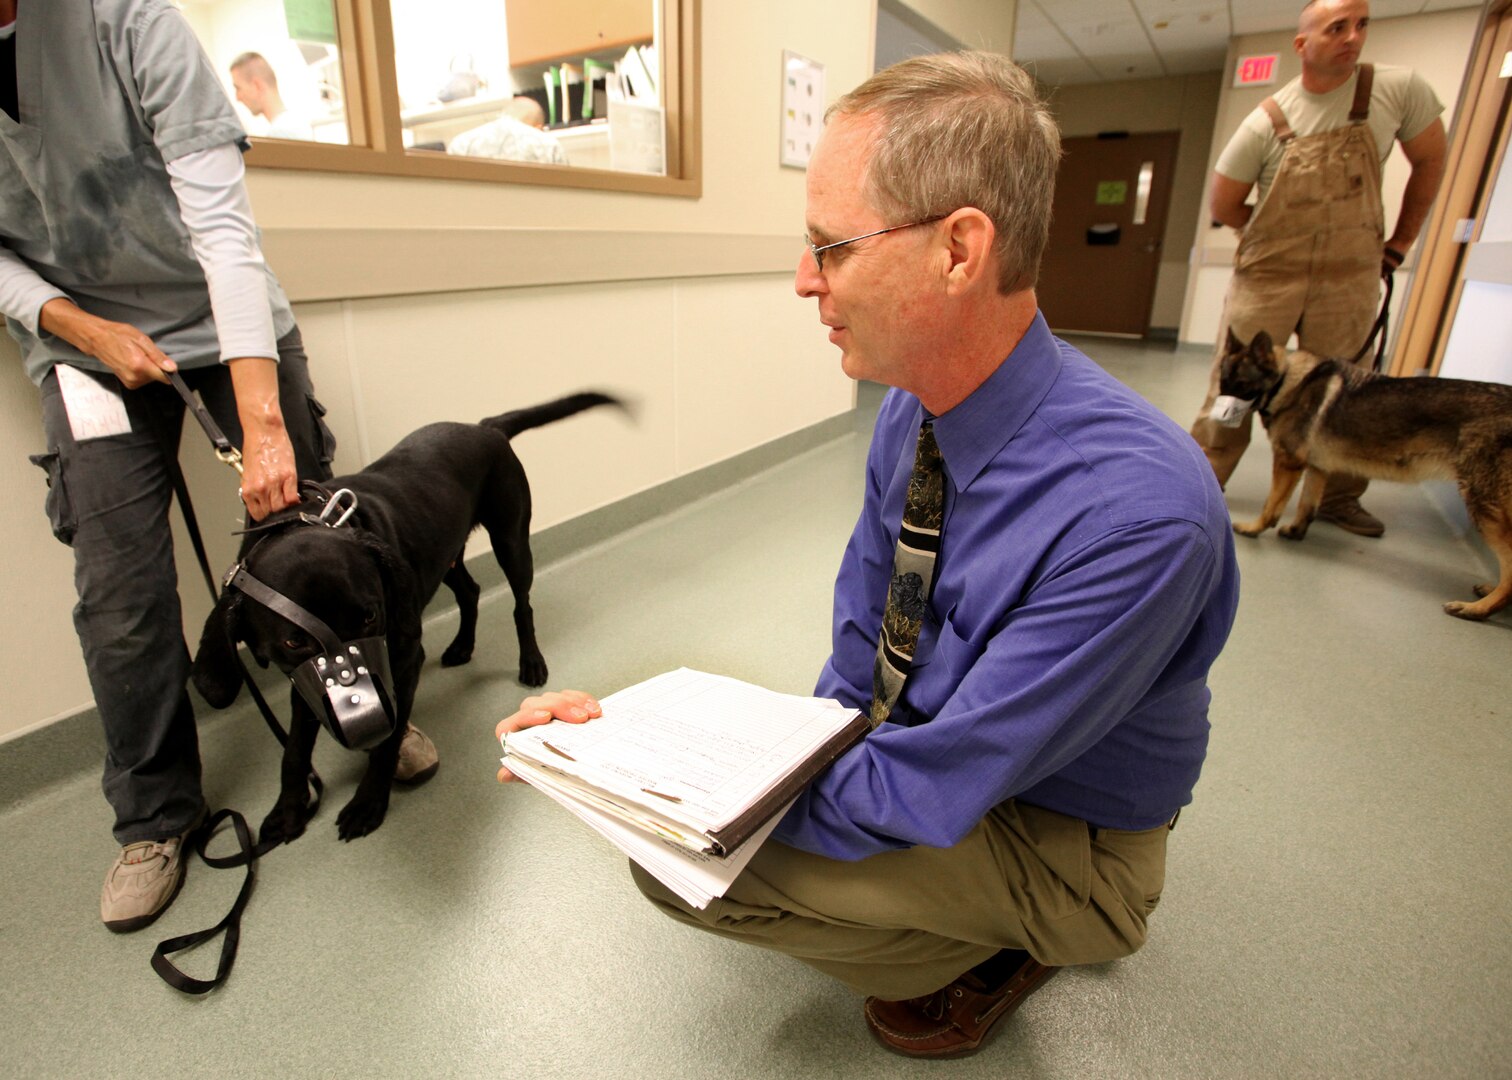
[1191, 0, 1446, 536]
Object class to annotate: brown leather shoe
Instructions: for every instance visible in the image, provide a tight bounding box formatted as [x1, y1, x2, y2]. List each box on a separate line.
[863, 957, 1058, 1058]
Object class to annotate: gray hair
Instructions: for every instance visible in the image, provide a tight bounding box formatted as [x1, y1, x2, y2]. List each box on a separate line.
[828, 51, 1061, 294]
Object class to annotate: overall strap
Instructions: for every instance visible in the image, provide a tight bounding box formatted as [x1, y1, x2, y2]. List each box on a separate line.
[1350, 63, 1374, 122]
[1261, 98, 1294, 143]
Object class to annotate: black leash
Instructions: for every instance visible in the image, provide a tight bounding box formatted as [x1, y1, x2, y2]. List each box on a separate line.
[1349, 255, 1399, 372]
[147, 370, 323, 995]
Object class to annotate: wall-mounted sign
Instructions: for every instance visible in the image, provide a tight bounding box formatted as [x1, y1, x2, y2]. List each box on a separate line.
[781, 50, 824, 169]
[1234, 54, 1279, 88]
[1095, 181, 1128, 206]
[283, 0, 338, 44]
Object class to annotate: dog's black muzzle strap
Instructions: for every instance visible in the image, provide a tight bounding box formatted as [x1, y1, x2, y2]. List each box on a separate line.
[226, 564, 398, 752]
[227, 566, 347, 657]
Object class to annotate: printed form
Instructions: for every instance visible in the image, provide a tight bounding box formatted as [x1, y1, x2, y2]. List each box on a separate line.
[501, 668, 867, 908]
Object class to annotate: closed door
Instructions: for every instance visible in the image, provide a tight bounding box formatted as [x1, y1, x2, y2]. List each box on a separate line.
[1037, 132, 1179, 337]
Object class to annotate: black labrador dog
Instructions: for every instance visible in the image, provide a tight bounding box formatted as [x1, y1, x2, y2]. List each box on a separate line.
[192, 391, 622, 843]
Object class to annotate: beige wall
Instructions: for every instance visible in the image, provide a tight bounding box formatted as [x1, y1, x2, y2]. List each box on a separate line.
[0, 0, 877, 742]
[1046, 71, 1222, 331]
[1178, 7, 1481, 346]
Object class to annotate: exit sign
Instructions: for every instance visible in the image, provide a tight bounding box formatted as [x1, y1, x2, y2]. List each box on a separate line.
[1234, 54, 1279, 88]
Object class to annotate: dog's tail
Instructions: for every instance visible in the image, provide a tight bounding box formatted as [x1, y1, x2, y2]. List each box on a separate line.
[484, 391, 627, 439]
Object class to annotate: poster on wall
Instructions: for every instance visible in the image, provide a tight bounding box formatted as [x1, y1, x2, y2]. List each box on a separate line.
[781, 50, 824, 169]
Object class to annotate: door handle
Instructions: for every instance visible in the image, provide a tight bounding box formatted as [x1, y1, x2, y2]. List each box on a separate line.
[1133, 161, 1154, 225]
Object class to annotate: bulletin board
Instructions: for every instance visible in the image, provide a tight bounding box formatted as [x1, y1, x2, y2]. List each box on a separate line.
[781, 50, 824, 169]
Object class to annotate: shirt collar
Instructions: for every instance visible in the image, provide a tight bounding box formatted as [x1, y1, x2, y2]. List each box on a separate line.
[929, 310, 1062, 491]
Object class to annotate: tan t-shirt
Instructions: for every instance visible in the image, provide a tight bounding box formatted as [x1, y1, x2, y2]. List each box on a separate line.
[1215, 63, 1443, 204]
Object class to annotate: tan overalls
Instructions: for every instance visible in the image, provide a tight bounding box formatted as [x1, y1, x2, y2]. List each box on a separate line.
[1192, 64, 1385, 501]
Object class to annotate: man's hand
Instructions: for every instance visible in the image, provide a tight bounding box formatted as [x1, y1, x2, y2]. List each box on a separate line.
[227, 356, 299, 521]
[1210, 172, 1256, 232]
[39, 299, 175, 389]
[496, 690, 602, 783]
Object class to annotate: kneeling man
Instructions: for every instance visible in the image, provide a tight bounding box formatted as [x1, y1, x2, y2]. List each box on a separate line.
[498, 51, 1240, 1060]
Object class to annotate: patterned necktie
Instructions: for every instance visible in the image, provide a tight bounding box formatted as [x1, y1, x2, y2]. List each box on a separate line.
[871, 419, 944, 727]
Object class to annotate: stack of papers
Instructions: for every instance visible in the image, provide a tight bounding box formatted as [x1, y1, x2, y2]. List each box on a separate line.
[501, 668, 868, 908]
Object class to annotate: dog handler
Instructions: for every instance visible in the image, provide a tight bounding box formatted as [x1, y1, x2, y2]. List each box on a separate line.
[0, 0, 434, 932]
[498, 52, 1240, 1059]
[1190, 0, 1446, 537]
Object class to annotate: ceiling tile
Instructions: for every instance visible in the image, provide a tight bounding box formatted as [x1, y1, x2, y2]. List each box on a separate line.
[1023, 55, 1103, 86]
[1158, 46, 1232, 73]
[1087, 51, 1169, 81]
[1014, 19, 1081, 55]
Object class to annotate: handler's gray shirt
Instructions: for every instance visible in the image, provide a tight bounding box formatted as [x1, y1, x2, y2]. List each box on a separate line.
[0, 0, 294, 384]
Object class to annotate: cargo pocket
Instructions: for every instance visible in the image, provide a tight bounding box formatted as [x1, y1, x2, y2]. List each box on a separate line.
[305, 394, 338, 473]
[28, 450, 77, 546]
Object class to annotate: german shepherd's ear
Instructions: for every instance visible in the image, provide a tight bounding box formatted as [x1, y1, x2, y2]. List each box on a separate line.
[191, 590, 246, 709]
[1226, 326, 1246, 354]
[1248, 329, 1274, 360]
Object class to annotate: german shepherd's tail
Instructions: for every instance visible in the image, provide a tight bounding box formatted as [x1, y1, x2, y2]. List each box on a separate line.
[485, 391, 626, 439]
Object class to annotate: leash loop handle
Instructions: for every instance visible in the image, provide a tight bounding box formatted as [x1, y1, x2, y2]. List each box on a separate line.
[148, 809, 255, 995]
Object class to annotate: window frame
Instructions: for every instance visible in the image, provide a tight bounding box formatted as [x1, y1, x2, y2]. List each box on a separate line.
[242, 0, 701, 197]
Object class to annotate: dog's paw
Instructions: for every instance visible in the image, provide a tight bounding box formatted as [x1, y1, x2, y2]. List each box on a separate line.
[336, 796, 388, 841]
[1279, 523, 1309, 541]
[1232, 521, 1265, 538]
[1443, 599, 1490, 621]
[259, 800, 310, 847]
[519, 653, 548, 688]
[440, 640, 474, 667]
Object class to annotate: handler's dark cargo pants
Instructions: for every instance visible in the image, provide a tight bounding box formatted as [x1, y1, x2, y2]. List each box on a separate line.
[31, 329, 333, 844]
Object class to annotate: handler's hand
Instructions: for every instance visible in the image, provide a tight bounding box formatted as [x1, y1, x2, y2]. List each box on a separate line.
[496, 690, 601, 783]
[39, 300, 175, 389]
[228, 356, 300, 521]
[236, 420, 299, 521]
[90, 321, 177, 388]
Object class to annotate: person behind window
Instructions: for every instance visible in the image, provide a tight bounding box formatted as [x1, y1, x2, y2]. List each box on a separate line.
[229, 50, 314, 141]
[448, 96, 568, 166]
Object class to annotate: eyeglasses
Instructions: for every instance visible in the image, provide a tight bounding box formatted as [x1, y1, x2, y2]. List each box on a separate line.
[803, 216, 948, 273]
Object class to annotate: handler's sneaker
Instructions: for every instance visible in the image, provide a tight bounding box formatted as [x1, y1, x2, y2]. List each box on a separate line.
[395, 725, 439, 784]
[100, 822, 198, 933]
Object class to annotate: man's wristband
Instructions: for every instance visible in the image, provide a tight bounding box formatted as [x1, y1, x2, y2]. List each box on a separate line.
[1383, 246, 1406, 268]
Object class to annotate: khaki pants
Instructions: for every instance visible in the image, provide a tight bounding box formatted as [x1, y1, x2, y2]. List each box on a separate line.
[1192, 273, 1376, 505]
[631, 801, 1169, 1000]
[1190, 106, 1383, 505]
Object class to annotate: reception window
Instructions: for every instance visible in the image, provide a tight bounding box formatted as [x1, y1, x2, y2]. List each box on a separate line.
[179, 0, 700, 196]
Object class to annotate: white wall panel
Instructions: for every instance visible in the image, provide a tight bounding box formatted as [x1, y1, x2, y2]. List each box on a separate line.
[1438, 281, 1512, 386]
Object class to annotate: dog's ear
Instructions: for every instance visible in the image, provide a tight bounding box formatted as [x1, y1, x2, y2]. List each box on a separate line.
[355, 531, 423, 639]
[191, 591, 247, 709]
[1226, 326, 1245, 354]
[1249, 329, 1274, 359]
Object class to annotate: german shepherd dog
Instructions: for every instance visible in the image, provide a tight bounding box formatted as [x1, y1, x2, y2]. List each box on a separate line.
[1217, 329, 1512, 620]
